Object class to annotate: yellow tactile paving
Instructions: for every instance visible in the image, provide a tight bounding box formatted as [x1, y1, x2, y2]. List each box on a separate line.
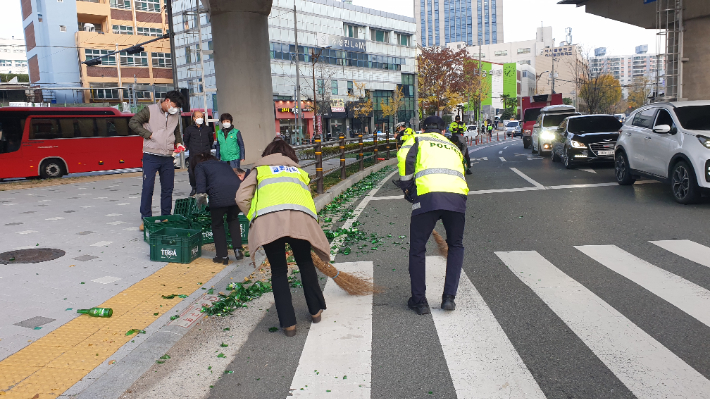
[0, 258, 224, 398]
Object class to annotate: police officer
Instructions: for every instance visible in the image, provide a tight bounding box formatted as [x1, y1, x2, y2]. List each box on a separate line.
[448, 115, 472, 175]
[395, 116, 469, 315]
[394, 122, 416, 148]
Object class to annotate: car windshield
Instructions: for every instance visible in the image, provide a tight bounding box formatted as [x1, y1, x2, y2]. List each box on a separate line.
[524, 108, 541, 122]
[674, 106, 710, 130]
[507, 122, 519, 127]
[543, 113, 575, 128]
[568, 116, 622, 134]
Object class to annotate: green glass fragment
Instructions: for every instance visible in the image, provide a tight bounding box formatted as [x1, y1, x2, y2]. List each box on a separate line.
[268, 327, 278, 332]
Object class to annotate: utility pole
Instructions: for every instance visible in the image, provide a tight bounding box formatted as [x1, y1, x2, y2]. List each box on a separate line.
[116, 43, 123, 103]
[551, 54, 556, 94]
[165, 0, 179, 91]
[293, 5, 302, 144]
[478, 41, 482, 134]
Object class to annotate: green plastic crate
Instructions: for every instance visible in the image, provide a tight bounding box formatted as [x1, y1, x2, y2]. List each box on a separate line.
[188, 213, 249, 246]
[142, 215, 190, 243]
[149, 227, 202, 264]
[173, 198, 197, 217]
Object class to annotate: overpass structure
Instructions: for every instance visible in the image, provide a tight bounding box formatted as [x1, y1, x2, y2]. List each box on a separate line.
[559, 0, 709, 102]
[199, 0, 275, 163]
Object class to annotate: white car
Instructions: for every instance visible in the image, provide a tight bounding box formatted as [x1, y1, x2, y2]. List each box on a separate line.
[615, 100, 710, 204]
[505, 121, 520, 137]
[532, 105, 580, 156]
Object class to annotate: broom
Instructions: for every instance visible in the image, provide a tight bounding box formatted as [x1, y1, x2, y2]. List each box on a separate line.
[432, 230, 449, 258]
[311, 252, 380, 296]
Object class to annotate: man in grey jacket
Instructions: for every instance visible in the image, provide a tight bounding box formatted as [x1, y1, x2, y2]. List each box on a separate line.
[129, 91, 185, 230]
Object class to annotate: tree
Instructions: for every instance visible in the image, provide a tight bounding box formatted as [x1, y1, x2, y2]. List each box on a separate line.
[578, 73, 622, 114]
[563, 97, 573, 105]
[500, 94, 518, 120]
[381, 86, 404, 126]
[628, 76, 652, 111]
[417, 47, 467, 116]
[461, 59, 491, 122]
[348, 81, 372, 134]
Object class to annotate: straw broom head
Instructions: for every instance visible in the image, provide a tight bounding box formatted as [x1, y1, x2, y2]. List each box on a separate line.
[311, 252, 381, 296]
[432, 230, 448, 258]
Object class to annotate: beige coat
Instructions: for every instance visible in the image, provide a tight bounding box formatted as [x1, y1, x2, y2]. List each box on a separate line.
[236, 154, 331, 263]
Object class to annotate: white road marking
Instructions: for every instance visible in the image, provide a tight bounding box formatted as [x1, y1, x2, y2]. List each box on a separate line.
[425, 256, 545, 399]
[579, 169, 597, 174]
[499, 151, 503, 154]
[499, 157, 507, 162]
[504, 146, 509, 149]
[546, 182, 618, 190]
[497, 251, 710, 399]
[650, 240, 710, 269]
[17, 230, 37, 235]
[90, 241, 112, 247]
[91, 276, 122, 285]
[45, 217, 64, 221]
[289, 261, 373, 398]
[509, 168, 545, 189]
[577, 245, 710, 328]
[469, 187, 543, 195]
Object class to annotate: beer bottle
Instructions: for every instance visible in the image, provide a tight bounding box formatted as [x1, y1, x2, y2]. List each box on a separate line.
[77, 307, 113, 318]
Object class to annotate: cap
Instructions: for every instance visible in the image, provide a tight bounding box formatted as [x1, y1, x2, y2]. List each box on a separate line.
[395, 122, 407, 130]
[422, 116, 446, 130]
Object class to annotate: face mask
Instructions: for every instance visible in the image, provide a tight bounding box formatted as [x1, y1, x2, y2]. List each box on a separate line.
[222, 122, 231, 129]
[195, 118, 204, 125]
[168, 107, 179, 115]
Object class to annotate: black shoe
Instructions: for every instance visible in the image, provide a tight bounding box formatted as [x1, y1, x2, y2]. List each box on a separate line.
[441, 294, 456, 311]
[408, 297, 430, 315]
[212, 256, 228, 265]
[234, 248, 244, 261]
[189, 188, 196, 197]
[466, 169, 472, 175]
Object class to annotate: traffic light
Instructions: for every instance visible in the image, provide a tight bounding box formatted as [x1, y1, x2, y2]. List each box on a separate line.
[124, 45, 145, 55]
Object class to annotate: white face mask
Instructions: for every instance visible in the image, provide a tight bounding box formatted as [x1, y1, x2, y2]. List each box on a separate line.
[168, 107, 179, 115]
[195, 118, 204, 125]
[222, 122, 231, 129]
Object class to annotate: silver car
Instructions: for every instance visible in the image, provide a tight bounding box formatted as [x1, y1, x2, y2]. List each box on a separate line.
[532, 105, 580, 156]
[505, 121, 519, 137]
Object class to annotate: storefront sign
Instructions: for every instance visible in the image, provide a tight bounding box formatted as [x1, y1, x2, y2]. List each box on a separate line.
[279, 107, 313, 113]
[316, 115, 322, 135]
[317, 33, 366, 52]
[330, 99, 345, 113]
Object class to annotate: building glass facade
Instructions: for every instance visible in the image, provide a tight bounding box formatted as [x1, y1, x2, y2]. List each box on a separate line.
[420, 0, 499, 47]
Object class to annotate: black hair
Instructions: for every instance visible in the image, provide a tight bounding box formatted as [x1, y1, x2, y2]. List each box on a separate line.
[220, 113, 233, 123]
[163, 91, 184, 108]
[234, 168, 246, 174]
[192, 152, 218, 169]
[262, 140, 299, 163]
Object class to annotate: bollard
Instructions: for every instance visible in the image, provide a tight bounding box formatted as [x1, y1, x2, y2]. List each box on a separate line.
[340, 134, 346, 180]
[373, 132, 379, 163]
[385, 130, 390, 160]
[315, 134, 323, 194]
[358, 134, 364, 171]
[497, 132, 499, 141]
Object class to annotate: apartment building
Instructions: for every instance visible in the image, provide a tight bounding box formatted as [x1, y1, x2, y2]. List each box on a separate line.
[19, 0, 173, 103]
[0, 37, 29, 75]
[590, 46, 665, 97]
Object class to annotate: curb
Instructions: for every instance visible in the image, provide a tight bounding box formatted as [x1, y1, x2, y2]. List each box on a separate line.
[313, 158, 398, 212]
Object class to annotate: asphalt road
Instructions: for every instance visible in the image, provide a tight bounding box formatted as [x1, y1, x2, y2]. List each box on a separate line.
[129, 137, 710, 398]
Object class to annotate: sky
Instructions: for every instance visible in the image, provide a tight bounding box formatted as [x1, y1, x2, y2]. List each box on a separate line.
[1, 0, 659, 56]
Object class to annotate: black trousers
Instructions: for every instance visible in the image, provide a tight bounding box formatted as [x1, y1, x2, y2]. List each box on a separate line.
[264, 237, 326, 328]
[210, 205, 242, 258]
[188, 160, 197, 189]
[452, 135, 471, 171]
[409, 210, 465, 303]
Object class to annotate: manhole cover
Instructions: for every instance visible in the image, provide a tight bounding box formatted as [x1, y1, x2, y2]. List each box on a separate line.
[0, 248, 66, 264]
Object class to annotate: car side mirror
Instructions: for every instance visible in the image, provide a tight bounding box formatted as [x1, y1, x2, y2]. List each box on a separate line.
[653, 124, 671, 134]
[534, 123, 540, 128]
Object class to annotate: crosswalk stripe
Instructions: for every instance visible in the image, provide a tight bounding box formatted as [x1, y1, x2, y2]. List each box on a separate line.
[576, 245, 710, 328]
[497, 251, 710, 399]
[288, 261, 373, 398]
[650, 240, 710, 268]
[425, 256, 545, 399]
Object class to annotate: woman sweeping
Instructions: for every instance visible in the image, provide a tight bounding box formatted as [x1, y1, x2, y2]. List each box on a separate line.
[236, 140, 329, 337]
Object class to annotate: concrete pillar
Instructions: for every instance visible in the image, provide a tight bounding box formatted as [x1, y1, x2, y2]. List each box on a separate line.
[208, 0, 274, 164]
[681, 16, 710, 101]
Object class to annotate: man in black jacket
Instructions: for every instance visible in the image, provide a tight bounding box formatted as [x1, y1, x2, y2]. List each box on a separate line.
[183, 110, 215, 196]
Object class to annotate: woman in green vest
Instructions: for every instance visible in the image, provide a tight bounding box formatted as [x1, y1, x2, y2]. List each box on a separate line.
[216, 113, 245, 169]
[236, 139, 329, 337]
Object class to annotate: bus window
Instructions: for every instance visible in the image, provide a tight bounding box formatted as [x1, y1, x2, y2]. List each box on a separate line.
[106, 118, 130, 136]
[58, 119, 77, 138]
[0, 116, 23, 154]
[77, 118, 97, 137]
[30, 119, 63, 140]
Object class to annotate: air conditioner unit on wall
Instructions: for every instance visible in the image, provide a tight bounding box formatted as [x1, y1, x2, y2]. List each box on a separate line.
[84, 23, 95, 32]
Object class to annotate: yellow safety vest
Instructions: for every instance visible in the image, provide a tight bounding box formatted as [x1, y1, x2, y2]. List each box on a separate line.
[401, 127, 416, 142]
[449, 121, 466, 135]
[398, 133, 469, 196]
[246, 165, 317, 223]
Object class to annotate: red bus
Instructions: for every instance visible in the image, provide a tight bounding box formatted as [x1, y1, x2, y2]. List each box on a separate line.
[520, 94, 563, 149]
[0, 107, 215, 180]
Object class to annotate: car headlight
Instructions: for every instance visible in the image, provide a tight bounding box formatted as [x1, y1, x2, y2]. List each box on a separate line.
[570, 140, 586, 149]
[540, 131, 555, 140]
[698, 135, 710, 149]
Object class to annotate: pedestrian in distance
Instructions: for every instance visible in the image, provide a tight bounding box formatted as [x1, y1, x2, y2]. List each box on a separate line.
[193, 153, 247, 264]
[216, 113, 245, 169]
[236, 140, 329, 337]
[183, 110, 215, 197]
[394, 121, 415, 149]
[394, 115, 469, 315]
[129, 90, 185, 231]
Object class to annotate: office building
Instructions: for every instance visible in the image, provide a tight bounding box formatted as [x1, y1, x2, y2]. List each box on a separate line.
[172, 0, 418, 138]
[0, 37, 29, 75]
[416, 0, 504, 47]
[19, 0, 173, 104]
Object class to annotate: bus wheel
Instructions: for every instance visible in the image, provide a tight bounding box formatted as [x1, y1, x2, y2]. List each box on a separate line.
[39, 159, 66, 179]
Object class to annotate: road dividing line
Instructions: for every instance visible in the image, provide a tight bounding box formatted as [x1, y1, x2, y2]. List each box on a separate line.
[579, 169, 597, 174]
[650, 240, 710, 269]
[497, 251, 710, 399]
[425, 257, 545, 399]
[499, 151, 503, 154]
[509, 168, 545, 189]
[577, 245, 710, 328]
[499, 157, 507, 162]
[289, 261, 373, 398]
